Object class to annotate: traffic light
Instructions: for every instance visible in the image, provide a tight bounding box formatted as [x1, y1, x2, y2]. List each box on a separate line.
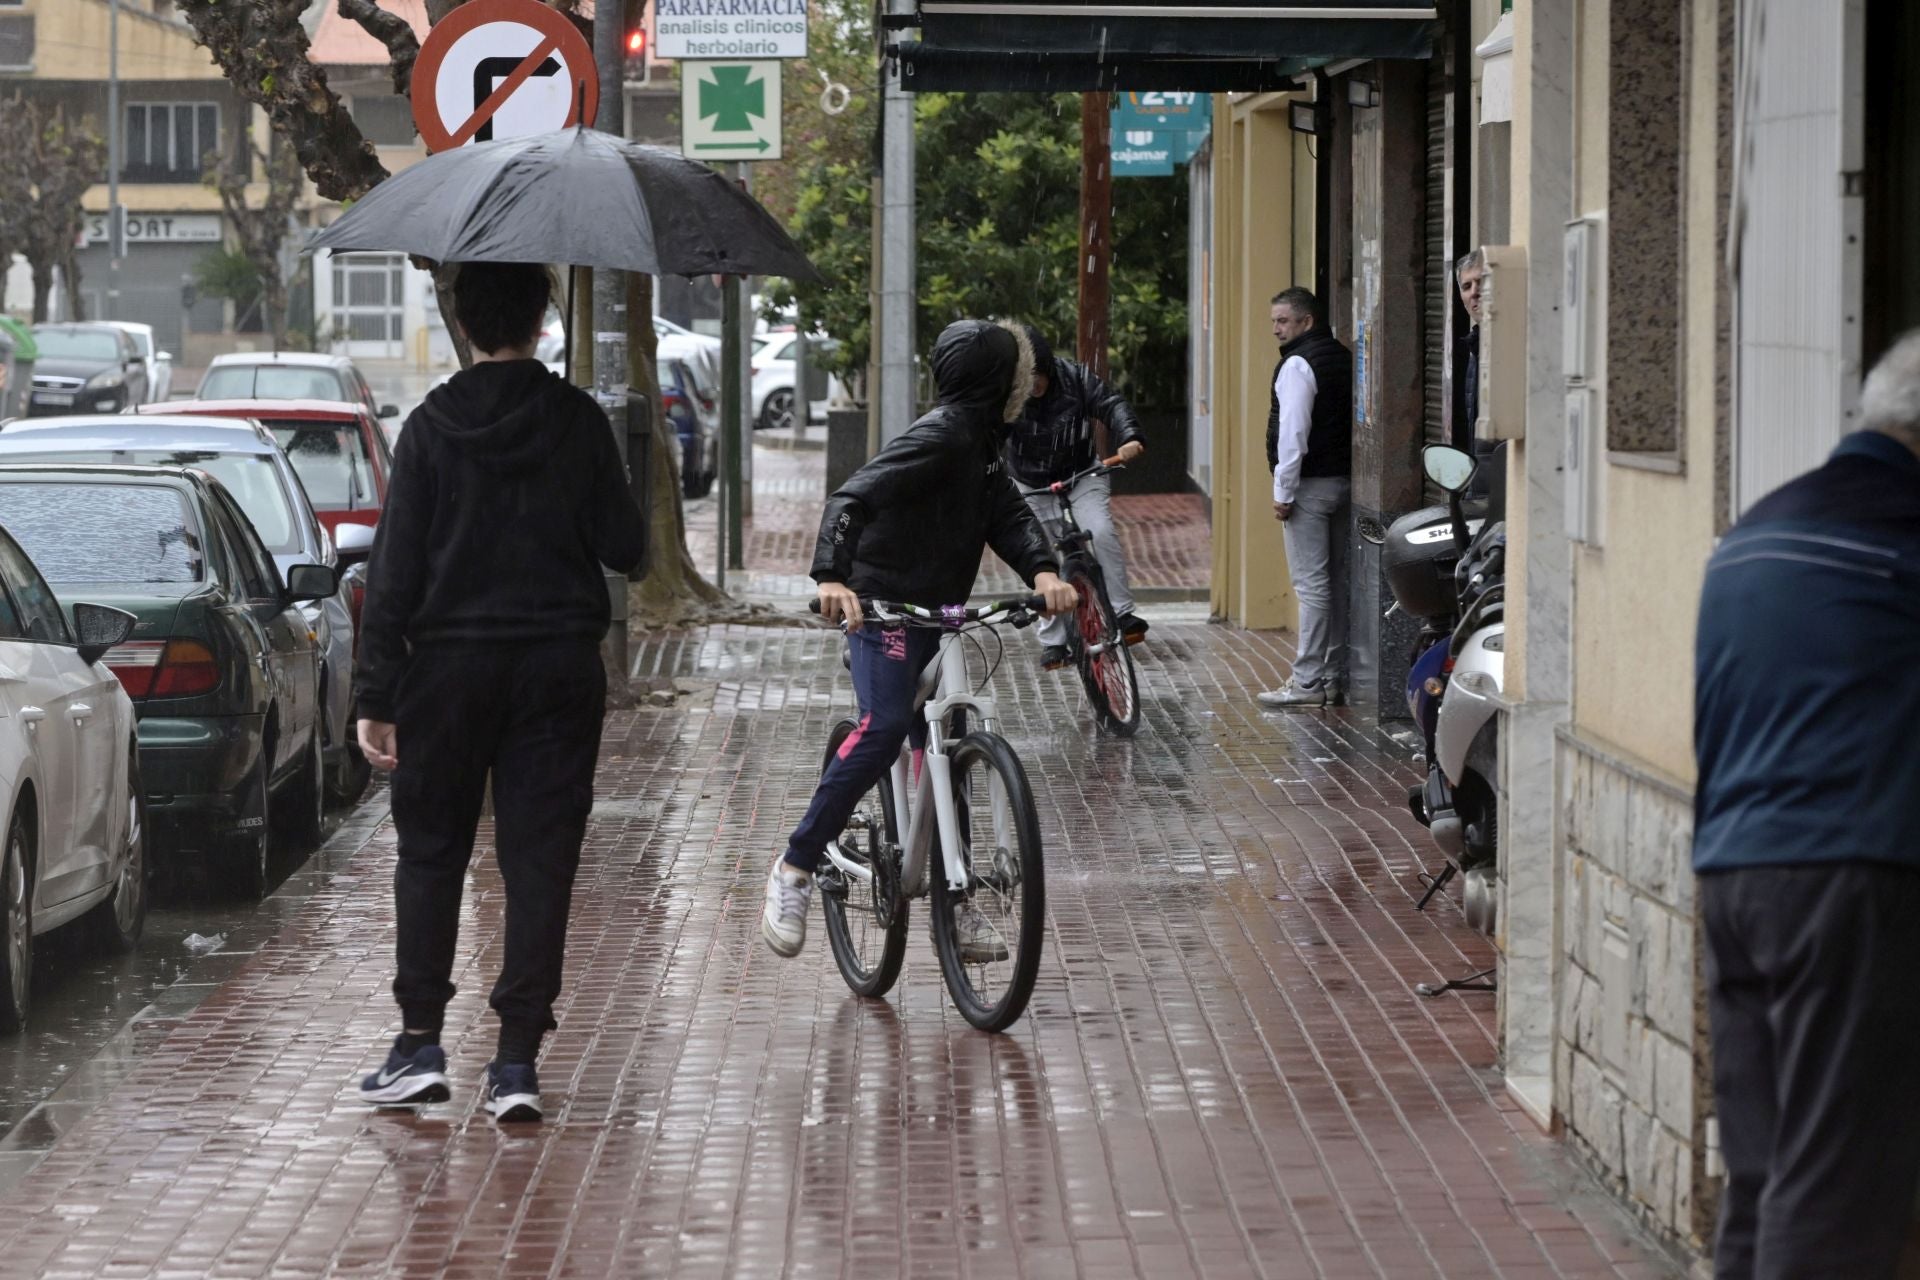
[623, 26, 649, 86]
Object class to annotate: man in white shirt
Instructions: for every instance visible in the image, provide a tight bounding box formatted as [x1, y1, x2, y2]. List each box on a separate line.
[1257, 287, 1354, 709]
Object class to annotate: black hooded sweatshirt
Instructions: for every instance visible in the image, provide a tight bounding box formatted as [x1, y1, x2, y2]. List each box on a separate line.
[812, 320, 1057, 605]
[355, 359, 646, 721]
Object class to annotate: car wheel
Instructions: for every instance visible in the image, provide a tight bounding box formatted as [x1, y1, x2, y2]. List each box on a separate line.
[0, 808, 33, 1032]
[759, 389, 795, 432]
[324, 705, 372, 808]
[275, 728, 325, 850]
[227, 745, 273, 901]
[88, 748, 148, 953]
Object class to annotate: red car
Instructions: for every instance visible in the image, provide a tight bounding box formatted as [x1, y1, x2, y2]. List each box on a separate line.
[141, 398, 393, 622]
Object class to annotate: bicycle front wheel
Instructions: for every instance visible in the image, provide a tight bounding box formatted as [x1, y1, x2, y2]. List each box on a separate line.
[818, 718, 909, 998]
[1067, 566, 1141, 737]
[930, 732, 1046, 1032]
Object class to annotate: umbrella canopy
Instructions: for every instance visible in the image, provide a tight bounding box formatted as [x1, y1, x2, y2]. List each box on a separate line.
[307, 127, 819, 281]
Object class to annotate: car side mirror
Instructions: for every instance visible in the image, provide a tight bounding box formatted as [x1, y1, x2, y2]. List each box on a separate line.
[332, 521, 376, 565]
[285, 564, 340, 603]
[1422, 445, 1478, 494]
[378, 403, 399, 418]
[71, 602, 137, 666]
[158, 352, 173, 363]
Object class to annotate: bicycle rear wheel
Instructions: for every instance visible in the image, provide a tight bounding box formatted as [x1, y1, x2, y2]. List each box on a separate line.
[818, 718, 909, 998]
[1066, 565, 1141, 737]
[929, 732, 1045, 1032]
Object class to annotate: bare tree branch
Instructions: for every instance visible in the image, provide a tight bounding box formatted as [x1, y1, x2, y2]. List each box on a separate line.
[337, 0, 420, 99]
[178, 0, 389, 202]
[0, 95, 107, 321]
[206, 143, 307, 348]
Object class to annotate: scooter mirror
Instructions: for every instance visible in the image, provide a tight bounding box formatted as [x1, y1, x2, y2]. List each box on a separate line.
[1423, 445, 1478, 494]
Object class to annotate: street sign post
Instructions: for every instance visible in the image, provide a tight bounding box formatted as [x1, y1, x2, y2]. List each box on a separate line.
[411, 0, 600, 153]
[680, 60, 783, 161]
[657, 0, 807, 60]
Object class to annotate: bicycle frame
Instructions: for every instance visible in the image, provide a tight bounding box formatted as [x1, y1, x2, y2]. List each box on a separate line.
[821, 626, 1014, 896]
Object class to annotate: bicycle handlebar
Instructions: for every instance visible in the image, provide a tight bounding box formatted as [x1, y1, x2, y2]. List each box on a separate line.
[808, 596, 1047, 627]
[1020, 455, 1128, 499]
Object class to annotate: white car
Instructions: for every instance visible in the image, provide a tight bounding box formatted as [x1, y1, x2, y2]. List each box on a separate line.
[198, 352, 397, 423]
[0, 525, 147, 1031]
[752, 332, 840, 431]
[103, 322, 173, 404]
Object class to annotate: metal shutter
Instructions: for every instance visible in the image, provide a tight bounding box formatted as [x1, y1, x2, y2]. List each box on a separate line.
[1423, 51, 1447, 452]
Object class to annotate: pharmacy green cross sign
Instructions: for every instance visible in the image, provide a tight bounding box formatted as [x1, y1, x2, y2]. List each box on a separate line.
[680, 60, 784, 161]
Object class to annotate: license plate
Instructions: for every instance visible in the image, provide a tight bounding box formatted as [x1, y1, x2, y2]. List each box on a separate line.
[32, 392, 73, 406]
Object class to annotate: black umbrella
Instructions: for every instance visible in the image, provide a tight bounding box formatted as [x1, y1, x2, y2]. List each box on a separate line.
[307, 126, 818, 282]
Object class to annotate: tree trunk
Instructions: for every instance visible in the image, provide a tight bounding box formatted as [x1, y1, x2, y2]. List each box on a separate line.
[264, 274, 289, 351]
[60, 250, 84, 321]
[29, 260, 50, 324]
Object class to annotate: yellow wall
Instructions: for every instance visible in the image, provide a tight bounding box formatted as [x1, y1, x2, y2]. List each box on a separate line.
[1209, 93, 1315, 631]
[1566, 0, 1720, 783]
[19, 0, 216, 82]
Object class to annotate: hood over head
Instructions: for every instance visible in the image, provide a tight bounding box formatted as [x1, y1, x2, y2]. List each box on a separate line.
[929, 319, 1035, 427]
[407, 359, 576, 474]
[1021, 324, 1056, 389]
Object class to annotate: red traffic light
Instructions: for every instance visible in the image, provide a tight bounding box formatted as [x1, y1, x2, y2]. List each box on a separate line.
[626, 28, 646, 56]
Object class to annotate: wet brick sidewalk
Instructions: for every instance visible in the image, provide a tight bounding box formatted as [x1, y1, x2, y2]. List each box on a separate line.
[685, 446, 1212, 601]
[0, 624, 1679, 1278]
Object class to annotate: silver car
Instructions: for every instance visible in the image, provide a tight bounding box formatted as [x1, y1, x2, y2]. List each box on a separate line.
[0, 415, 369, 806]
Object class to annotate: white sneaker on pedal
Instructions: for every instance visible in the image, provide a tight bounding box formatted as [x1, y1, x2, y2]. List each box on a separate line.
[955, 902, 1010, 964]
[761, 862, 814, 958]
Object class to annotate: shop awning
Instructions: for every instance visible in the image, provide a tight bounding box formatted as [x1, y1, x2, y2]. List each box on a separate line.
[892, 1, 1438, 92]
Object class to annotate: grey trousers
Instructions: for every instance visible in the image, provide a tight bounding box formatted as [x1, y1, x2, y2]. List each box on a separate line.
[1281, 475, 1350, 690]
[1022, 471, 1135, 646]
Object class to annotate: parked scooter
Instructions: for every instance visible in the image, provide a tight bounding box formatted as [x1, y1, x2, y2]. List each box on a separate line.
[1363, 445, 1507, 944]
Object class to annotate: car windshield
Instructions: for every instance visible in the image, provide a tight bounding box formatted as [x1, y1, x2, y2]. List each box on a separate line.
[267, 421, 373, 510]
[0, 482, 203, 584]
[0, 450, 299, 553]
[199, 364, 349, 402]
[33, 329, 120, 361]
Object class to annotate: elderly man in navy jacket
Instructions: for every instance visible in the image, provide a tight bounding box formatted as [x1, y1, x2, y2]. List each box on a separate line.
[1693, 330, 1920, 1279]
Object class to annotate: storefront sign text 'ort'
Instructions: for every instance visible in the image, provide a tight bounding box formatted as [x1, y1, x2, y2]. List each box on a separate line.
[85, 213, 221, 244]
[657, 0, 808, 60]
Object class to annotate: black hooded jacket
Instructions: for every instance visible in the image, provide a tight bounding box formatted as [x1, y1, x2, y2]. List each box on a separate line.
[1005, 326, 1144, 488]
[812, 320, 1058, 604]
[355, 359, 646, 721]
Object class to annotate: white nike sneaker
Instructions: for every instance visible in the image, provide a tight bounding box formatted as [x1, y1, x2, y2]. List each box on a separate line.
[761, 862, 814, 958]
[954, 902, 1010, 964]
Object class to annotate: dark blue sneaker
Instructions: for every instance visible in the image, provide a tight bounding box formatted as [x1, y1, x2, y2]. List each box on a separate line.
[359, 1037, 450, 1106]
[485, 1062, 542, 1123]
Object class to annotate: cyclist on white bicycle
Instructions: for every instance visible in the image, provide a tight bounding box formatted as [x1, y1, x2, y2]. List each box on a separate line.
[1007, 325, 1149, 671]
[762, 319, 1077, 960]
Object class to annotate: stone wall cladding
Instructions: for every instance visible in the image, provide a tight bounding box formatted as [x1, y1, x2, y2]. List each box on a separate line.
[1555, 729, 1714, 1253]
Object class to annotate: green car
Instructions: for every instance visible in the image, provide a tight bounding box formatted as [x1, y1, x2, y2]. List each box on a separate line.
[0, 465, 339, 897]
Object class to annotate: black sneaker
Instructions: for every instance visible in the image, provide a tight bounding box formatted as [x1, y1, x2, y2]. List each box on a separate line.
[1039, 644, 1071, 671]
[359, 1037, 450, 1106]
[485, 1061, 542, 1123]
[1119, 613, 1150, 643]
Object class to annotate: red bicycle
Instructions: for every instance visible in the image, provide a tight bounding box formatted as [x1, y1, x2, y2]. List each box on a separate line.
[1024, 459, 1141, 737]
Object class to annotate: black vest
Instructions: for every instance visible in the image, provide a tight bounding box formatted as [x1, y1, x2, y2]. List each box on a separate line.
[1267, 326, 1354, 479]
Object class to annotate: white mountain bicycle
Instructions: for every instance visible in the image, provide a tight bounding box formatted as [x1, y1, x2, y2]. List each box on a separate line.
[809, 596, 1047, 1032]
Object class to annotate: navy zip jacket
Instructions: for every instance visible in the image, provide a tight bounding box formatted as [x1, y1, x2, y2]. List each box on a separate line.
[1692, 430, 1920, 873]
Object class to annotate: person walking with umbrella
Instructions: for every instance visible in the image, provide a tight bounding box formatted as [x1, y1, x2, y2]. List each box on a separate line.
[354, 261, 646, 1122]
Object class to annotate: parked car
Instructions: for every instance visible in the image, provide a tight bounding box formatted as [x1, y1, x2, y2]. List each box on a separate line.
[26, 324, 149, 416]
[103, 322, 173, 404]
[0, 465, 337, 897]
[751, 332, 842, 431]
[150, 399, 392, 539]
[197, 353, 397, 423]
[0, 415, 368, 811]
[0, 524, 146, 1031]
[662, 356, 718, 499]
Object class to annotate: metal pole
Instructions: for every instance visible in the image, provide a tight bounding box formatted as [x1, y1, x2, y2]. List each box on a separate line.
[723, 270, 744, 571]
[877, 0, 916, 442]
[106, 0, 120, 321]
[793, 328, 810, 441]
[593, 0, 629, 675]
[1076, 91, 1111, 379]
[738, 165, 754, 519]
